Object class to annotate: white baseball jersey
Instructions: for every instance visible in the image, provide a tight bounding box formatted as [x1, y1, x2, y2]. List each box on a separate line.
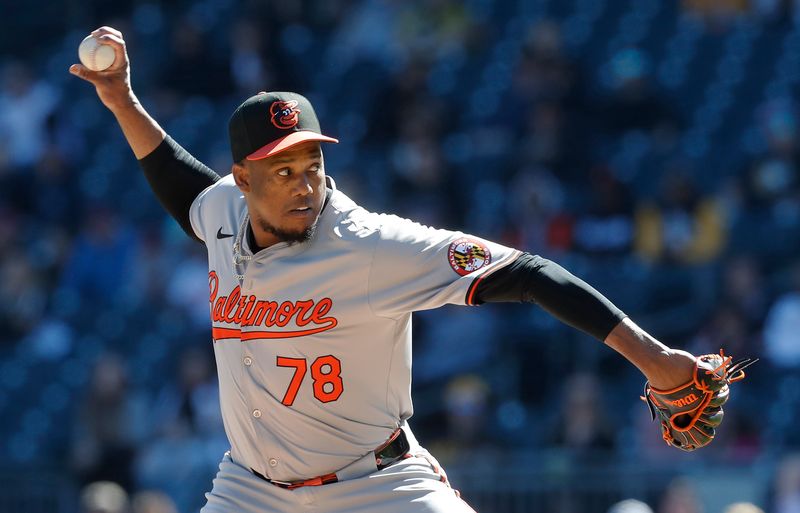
[189, 174, 520, 482]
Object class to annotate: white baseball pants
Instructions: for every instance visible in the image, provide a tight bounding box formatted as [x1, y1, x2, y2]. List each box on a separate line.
[200, 449, 476, 513]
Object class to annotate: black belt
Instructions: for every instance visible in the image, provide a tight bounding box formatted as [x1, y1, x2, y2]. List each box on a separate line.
[251, 428, 410, 490]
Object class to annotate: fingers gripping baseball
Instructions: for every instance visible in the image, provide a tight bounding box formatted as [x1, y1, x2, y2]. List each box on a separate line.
[69, 27, 134, 112]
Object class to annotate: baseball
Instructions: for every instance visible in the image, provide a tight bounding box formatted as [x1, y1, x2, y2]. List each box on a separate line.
[78, 35, 116, 71]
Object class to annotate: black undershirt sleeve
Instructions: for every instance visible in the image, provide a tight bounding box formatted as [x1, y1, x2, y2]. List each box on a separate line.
[137, 135, 221, 240]
[472, 252, 626, 341]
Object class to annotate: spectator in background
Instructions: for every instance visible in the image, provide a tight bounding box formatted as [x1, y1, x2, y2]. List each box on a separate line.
[71, 354, 149, 491]
[149, 347, 222, 438]
[609, 499, 655, 513]
[763, 263, 800, 369]
[324, 0, 403, 76]
[389, 96, 448, 195]
[0, 250, 46, 341]
[773, 454, 800, 513]
[691, 305, 751, 364]
[229, 18, 271, 96]
[599, 48, 681, 138]
[0, 202, 24, 346]
[366, 58, 431, 146]
[572, 166, 636, 257]
[658, 477, 704, 513]
[80, 481, 130, 513]
[395, 0, 475, 60]
[164, 241, 211, 330]
[161, 15, 232, 98]
[749, 98, 800, 205]
[723, 504, 765, 513]
[30, 143, 79, 224]
[683, 0, 749, 32]
[506, 165, 566, 252]
[548, 372, 615, 456]
[742, 151, 800, 220]
[515, 20, 577, 106]
[443, 374, 490, 443]
[518, 101, 569, 177]
[510, 20, 589, 183]
[413, 305, 497, 386]
[136, 347, 225, 512]
[750, 0, 792, 22]
[742, 98, 800, 221]
[387, 89, 456, 224]
[732, 97, 800, 265]
[719, 256, 768, 333]
[58, 204, 138, 305]
[635, 171, 726, 266]
[0, 60, 59, 173]
[424, 373, 492, 466]
[124, 227, 169, 308]
[131, 490, 178, 513]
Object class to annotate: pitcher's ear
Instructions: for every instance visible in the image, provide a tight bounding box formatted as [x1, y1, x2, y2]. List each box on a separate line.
[232, 161, 250, 192]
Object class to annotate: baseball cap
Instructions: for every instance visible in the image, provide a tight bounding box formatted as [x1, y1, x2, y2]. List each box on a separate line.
[228, 91, 339, 162]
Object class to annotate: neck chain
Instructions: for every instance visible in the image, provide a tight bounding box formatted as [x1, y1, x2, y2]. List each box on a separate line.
[232, 212, 252, 283]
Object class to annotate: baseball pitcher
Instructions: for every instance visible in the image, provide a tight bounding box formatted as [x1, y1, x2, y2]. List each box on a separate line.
[70, 27, 753, 513]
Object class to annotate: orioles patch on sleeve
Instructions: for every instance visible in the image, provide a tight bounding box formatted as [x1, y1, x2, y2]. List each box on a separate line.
[447, 238, 492, 276]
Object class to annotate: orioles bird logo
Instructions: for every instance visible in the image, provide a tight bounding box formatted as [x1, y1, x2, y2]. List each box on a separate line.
[270, 100, 301, 129]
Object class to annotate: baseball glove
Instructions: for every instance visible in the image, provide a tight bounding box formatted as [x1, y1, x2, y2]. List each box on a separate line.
[642, 351, 756, 451]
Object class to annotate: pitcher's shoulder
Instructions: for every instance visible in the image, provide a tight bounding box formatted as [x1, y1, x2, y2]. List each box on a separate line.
[198, 174, 243, 202]
[193, 174, 245, 214]
[326, 190, 391, 242]
[190, 174, 245, 241]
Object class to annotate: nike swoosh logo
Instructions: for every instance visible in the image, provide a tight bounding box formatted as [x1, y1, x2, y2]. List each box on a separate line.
[217, 228, 234, 239]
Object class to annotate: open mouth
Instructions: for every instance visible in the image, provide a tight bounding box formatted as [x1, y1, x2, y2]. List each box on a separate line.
[288, 206, 314, 217]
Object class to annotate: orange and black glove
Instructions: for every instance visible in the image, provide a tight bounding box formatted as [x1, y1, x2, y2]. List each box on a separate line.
[642, 351, 756, 451]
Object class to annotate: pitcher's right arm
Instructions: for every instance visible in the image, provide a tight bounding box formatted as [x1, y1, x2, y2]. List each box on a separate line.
[69, 26, 219, 240]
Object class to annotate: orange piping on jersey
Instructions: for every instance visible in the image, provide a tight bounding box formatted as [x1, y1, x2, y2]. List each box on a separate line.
[212, 327, 243, 341]
[466, 275, 486, 305]
[465, 250, 523, 305]
[212, 321, 338, 342]
[241, 322, 338, 339]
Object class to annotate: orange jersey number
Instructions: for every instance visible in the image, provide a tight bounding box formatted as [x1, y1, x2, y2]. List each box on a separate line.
[311, 355, 344, 403]
[276, 355, 343, 405]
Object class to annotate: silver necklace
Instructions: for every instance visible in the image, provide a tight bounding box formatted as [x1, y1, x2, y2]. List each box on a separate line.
[232, 212, 252, 283]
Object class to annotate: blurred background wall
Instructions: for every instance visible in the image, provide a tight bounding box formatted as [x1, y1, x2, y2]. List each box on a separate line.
[1, 0, 800, 512]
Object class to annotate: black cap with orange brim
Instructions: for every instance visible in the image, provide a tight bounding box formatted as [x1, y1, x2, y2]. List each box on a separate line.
[228, 91, 339, 162]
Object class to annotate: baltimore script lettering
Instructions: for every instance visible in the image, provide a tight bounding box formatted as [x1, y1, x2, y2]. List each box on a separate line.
[208, 271, 338, 338]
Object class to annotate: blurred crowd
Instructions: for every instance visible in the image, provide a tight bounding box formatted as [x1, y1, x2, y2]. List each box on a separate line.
[4, 0, 800, 512]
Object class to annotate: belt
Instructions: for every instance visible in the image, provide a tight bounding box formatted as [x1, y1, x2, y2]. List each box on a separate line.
[251, 428, 411, 490]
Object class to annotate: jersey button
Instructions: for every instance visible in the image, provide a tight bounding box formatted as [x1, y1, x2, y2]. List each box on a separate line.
[268, 458, 278, 467]
[252, 409, 262, 418]
[243, 356, 253, 366]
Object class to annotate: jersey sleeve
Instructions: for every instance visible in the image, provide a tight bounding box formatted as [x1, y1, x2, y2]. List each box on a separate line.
[138, 135, 220, 240]
[189, 175, 243, 243]
[366, 215, 521, 317]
